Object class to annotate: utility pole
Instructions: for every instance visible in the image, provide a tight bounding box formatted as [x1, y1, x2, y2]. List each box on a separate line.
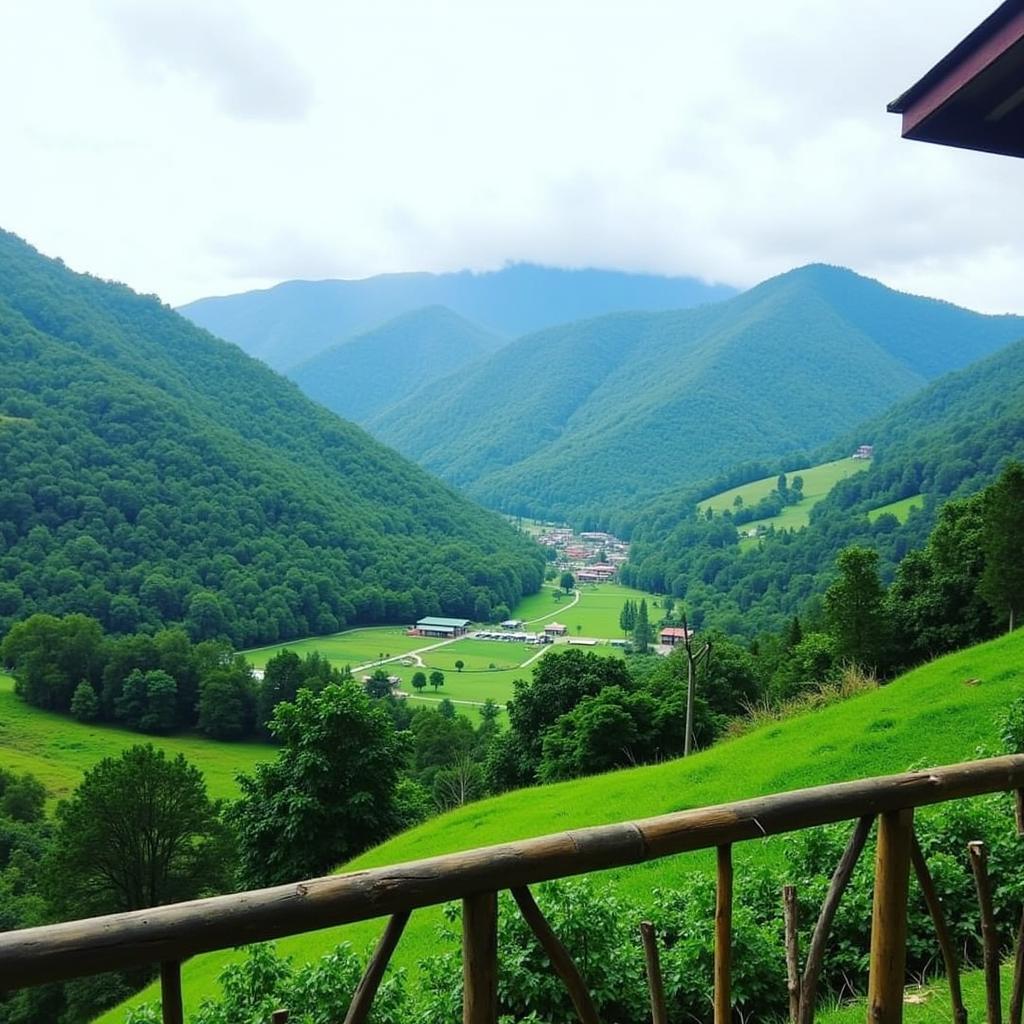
[680, 611, 712, 757]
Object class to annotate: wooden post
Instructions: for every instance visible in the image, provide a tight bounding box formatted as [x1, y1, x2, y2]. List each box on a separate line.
[271, 1013, 289, 1024]
[968, 841, 1002, 1024]
[783, 885, 800, 1024]
[463, 891, 498, 1024]
[343, 911, 410, 1024]
[511, 887, 600, 1024]
[640, 921, 669, 1024]
[1010, 908, 1024, 1024]
[867, 808, 913, 1024]
[1014, 791, 1024, 837]
[799, 816, 874, 1024]
[715, 844, 733, 1024]
[909, 834, 966, 1024]
[160, 960, 183, 1024]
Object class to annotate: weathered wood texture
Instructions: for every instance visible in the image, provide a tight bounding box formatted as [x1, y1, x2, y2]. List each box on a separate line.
[2, 755, 1023, 990]
[511, 887, 600, 1024]
[798, 815, 873, 1024]
[463, 891, 497, 1024]
[160, 960, 183, 1024]
[1010, 907, 1024, 1024]
[969, 841, 1002, 1024]
[342, 910, 410, 1024]
[783, 886, 800, 1024]
[867, 808, 914, 1024]
[640, 921, 668, 1024]
[270, 1012, 289, 1024]
[715, 844, 732, 1024]
[909, 834, 966, 1024]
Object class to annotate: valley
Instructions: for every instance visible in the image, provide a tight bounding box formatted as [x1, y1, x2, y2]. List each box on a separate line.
[102, 627, 1024, 1021]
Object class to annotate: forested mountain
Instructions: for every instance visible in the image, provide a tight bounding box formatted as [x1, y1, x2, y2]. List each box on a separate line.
[623, 331, 1024, 636]
[0, 230, 545, 646]
[289, 306, 505, 424]
[178, 264, 735, 371]
[371, 265, 1024, 523]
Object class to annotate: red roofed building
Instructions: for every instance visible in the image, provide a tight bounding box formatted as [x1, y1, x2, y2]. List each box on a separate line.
[660, 627, 694, 647]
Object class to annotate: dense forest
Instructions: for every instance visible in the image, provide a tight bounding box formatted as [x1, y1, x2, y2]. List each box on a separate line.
[623, 333, 1024, 636]
[0, 231, 545, 646]
[179, 263, 734, 371]
[289, 305, 505, 423]
[372, 264, 1024, 523]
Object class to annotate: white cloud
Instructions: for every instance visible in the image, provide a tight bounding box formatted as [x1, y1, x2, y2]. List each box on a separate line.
[0, 0, 1018, 314]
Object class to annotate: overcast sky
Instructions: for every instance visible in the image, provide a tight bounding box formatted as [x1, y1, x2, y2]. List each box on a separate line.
[2, 0, 1019, 312]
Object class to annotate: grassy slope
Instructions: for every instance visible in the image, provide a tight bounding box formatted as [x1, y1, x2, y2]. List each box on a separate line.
[0, 675, 269, 805]
[821, 963, 1012, 1024]
[104, 629, 1024, 1021]
[699, 458, 869, 552]
[867, 494, 924, 524]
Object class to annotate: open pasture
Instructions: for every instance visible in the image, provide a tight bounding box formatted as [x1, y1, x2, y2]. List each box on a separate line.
[517, 582, 666, 639]
[702, 456, 869, 516]
[867, 494, 924, 524]
[0, 674, 269, 805]
[244, 627, 426, 669]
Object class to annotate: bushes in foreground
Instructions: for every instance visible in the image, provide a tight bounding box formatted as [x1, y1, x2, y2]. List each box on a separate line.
[124, 790, 1024, 1024]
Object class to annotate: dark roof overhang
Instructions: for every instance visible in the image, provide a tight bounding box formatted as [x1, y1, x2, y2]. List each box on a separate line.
[888, 1, 1024, 158]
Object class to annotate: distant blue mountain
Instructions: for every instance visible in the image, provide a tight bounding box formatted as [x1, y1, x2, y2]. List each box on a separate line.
[177, 263, 735, 371]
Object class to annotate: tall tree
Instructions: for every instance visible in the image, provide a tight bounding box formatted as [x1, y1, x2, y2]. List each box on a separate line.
[560, 571, 576, 594]
[633, 599, 652, 654]
[824, 546, 888, 670]
[980, 461, 1024, 632]
[231, 683, 408, 886]
[46, 746, 231, 917]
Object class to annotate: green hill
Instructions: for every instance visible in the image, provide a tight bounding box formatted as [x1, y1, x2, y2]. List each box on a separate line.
[0, 673, 267, 805]
[178, 264, 735, 372]
[0, 230, 544, 646]
[623, 331, 1024, 635]
[370, 265, 1024, 524]
[288, 306, 506, 424]
[104, 628, 1024, 1020]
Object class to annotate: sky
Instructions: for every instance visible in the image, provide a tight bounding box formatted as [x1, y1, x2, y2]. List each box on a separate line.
[1, 0, 1020, 313]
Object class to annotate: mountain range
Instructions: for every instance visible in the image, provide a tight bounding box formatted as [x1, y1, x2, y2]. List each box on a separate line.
[178, 264, 735, 371]
[368, 264, 1024, 524]
[288, 305, 506, 424]
[0, 230, 544, 645]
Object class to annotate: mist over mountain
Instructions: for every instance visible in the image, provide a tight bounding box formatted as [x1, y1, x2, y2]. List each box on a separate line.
[178, 263, 736, 371]
[370, 264, 1024, 524]
[289, 306, 506, 424]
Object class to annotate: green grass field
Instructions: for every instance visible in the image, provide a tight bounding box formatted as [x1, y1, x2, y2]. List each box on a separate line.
[867, 494, 924, 524]
[700, 457, 869, 515]
[244, 627, 427, 670]
[820, 962, 1011, 1024]
[700, 457, 870, 550]
[514, 582, 666, 638]
[0, 674, 270, 805]
[103, 628, 1024, 1021]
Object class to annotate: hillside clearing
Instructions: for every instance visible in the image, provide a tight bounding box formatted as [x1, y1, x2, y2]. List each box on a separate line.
[104, 628, 1024, 1021]
[0, 674, 269, 805]
[867, 494, 924, 523]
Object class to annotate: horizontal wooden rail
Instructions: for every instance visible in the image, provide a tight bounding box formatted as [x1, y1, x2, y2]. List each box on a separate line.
[1, 753, 1022, 991]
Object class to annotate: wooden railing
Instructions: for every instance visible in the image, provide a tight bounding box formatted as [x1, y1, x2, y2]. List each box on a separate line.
[2, 754, 1024, 1024]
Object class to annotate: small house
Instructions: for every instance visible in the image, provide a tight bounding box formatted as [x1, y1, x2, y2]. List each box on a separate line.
[660, 627, 693, 647]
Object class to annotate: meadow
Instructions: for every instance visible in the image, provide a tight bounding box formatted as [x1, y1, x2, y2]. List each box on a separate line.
[699, 457, 869, 515]
[104, 628, 1024, 1020]
[867, 493, 924, 524]
[0, 674, 269, 805]
[244, 627, 427, 670]
[700, 457, 870, 550]
[514, 582, 665, 638]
